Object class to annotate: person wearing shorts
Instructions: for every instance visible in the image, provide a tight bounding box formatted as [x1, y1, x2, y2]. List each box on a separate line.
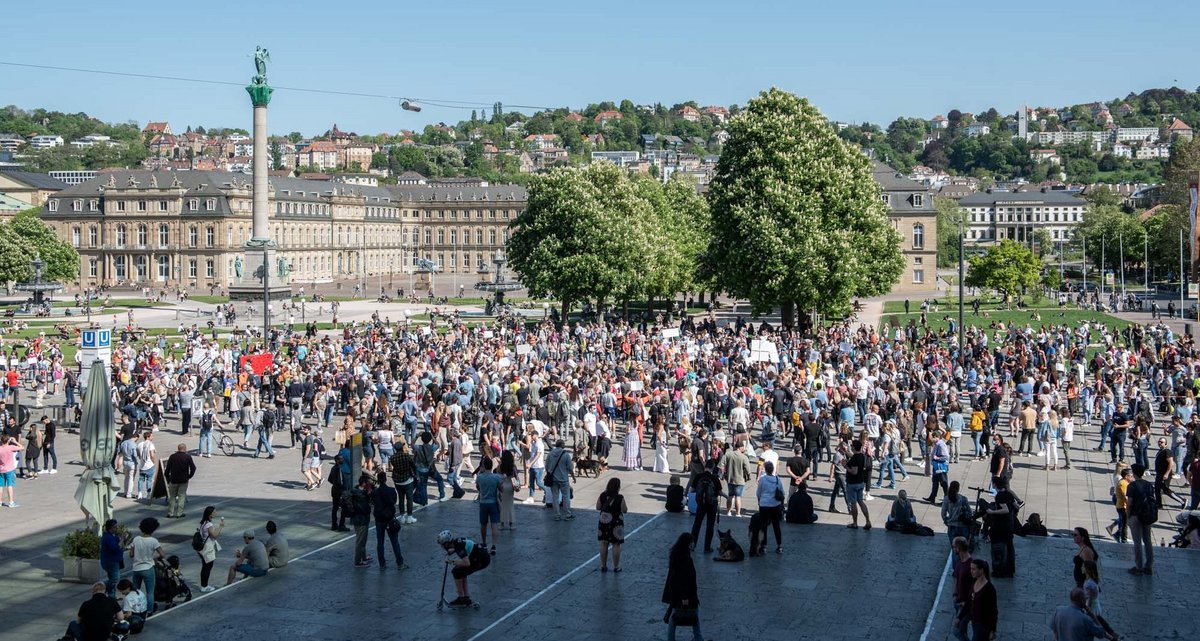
[845, 440, 873, 529]
[300, 427, 321, 490]
[474, 457, 502, 555]
[438, 530, 490, 607]
[0, 435, 23, 507]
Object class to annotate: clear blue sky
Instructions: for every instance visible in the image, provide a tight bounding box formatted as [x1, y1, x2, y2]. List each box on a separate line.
[2, 0, 1194, 136]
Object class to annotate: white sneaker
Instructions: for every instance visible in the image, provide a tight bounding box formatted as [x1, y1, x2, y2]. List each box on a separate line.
[49, 469, 57, 474]
[522, 497, 535, 504]
[39, 469, 48, 474]
[200, 585, 216, 593]
[405, 515, 417, 524]
[439, 497, 450, 502]
[864, 494, 876, 501]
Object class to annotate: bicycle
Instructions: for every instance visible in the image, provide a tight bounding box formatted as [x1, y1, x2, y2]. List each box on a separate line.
[216, 425, 237, 457]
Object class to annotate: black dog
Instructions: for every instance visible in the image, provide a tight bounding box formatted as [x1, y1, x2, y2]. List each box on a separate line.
[748, 512, 767, 556]
[575, 458, 601, 478]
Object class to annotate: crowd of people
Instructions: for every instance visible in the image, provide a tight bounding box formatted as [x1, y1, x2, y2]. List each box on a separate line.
[12, 299, 1198, 640]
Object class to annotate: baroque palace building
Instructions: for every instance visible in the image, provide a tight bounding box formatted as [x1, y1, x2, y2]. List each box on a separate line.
[41, 170, 527, 291]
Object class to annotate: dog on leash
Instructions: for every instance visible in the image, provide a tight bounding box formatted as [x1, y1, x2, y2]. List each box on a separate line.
[575, 458, 601, 478]
[712, 529, 746, 562]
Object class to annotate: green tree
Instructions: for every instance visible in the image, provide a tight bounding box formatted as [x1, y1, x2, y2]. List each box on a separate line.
[1162, 136, 1200, 208]
[934, 197, 965, 268]
[507, 163, 649, 316]
[634, 175, 708, 303]
[0, 224, 32, 284]
[0, 209, 79, 283]
[1076, 203, 1146, 279]
[965, 240, 1043, 301]
[269, 139, 284, 171]
[706, 88, 904, 326]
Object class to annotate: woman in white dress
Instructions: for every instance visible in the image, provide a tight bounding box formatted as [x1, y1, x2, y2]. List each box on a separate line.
[622, 425, 642, 471]
[653, 417, 670, 473]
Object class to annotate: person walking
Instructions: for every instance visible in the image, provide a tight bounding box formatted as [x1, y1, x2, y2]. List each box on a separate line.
[662, 532, 702, 641]
[828, 438, 848, 513]
[1125, 463, 1156, 576]
[196, 506, 224, 593]
[721, 440, 751, 517]
[925, 430, 951, 505]
[372, 471, 407, 570]
[942, 481, 973, 542]
[300, 426, 322, 490]
[950, 536, 973, 641]
[163, 443, 195, 519]
[596, 477, 628, 572]
[957, 559, 998, 641]
[1071, 527, 1099, 587]
[754, 461, 785, 554]
[1049, 588, 1111, 641]
[328, 456, 349, 532]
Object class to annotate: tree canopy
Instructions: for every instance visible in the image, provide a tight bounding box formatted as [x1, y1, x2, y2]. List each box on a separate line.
[0, 208, 80, 284]
[965, 240, 1043, 299]
[706, 88, 904, 325]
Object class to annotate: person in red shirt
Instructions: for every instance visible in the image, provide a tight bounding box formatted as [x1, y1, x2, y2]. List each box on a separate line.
[5, 368, 20, 401]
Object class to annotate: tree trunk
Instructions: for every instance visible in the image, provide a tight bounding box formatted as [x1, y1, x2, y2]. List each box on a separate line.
[781, 300, 795, 328]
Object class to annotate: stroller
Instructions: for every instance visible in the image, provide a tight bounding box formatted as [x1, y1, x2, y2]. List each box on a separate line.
[154, 555, 193, 609]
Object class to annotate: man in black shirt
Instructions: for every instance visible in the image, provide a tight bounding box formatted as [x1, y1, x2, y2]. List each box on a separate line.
[1126, 464, 1156, 575]
[845, 440, 873, 530]
[1154, 438, 1185, 509]
[800, 410, 822, 475]
[689, 459, 723, 553]
[66, 582, 124, 641]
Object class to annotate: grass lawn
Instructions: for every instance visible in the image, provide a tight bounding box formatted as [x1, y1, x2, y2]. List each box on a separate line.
[189, 295, 230, 304]
[880, 308, 1131, 335]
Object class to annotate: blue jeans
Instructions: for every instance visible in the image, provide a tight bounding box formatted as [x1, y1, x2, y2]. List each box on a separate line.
[1098, 421, 1112, 450]
[137, 466, 155, 496]
[953, 603, 970, 641]
[131, 567, 155, 612]
[971, 431, 983, 456]
[375, 518, 403, 566]
[947, 524, 970, 542]
[417, 466, 445, 503]
[667, 609, 702, 641]
[65, 384, 76, 408]
[528, 467, 546, 498]
[875, 454, 908, 486]
[102, 561, 121, 597]
[42, 444, 57, 470]
[255, 430, 275, 457]
[1110, 430, 1126, 462]
[199, 430, 214, 456]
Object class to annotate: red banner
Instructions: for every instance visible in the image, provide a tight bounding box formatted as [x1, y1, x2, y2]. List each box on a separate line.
[238, 353, 274, 375]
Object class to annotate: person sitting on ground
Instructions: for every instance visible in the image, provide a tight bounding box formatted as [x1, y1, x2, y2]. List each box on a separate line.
[264, 520, 289, 568]
[115, 578, 147, 634]
[665, 475, 685, 513]
[62, 582, 124, 641]
[225, 529, 269, 586]
[886, 489, 918, 532]
[1019, 513, 1049, 537]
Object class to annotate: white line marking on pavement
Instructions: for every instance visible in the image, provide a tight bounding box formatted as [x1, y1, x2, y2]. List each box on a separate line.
[919, 551, 954, 641]
[465, 510, 667, 641]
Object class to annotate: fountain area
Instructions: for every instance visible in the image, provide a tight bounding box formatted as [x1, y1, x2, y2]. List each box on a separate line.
[11, 254, 65, 316]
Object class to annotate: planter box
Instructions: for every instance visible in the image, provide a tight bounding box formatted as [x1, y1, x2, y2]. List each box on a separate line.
[62, 557, 102, 584]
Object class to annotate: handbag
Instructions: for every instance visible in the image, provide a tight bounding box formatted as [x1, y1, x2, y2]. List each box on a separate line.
[772, 478, 784, 504]
[599, 497, 614, 524]
[671, 607, 698, 626]
[387, 516, 403, 535]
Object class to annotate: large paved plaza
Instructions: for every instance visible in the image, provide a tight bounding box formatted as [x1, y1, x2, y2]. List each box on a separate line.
[3, 371, 1198, 641]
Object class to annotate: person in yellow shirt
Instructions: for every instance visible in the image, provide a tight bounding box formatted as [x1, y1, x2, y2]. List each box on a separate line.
[1108, 466, 1131, 543]
[970, 406, 986, 459]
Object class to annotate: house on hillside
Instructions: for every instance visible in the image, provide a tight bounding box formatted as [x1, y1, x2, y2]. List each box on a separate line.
[1169, 118, 1193, 142]
[565, 112, 584, 122]
[524, 134, 560, 151]
[594, 110, 623, 125]
[928, 115, 949, 130]
[142, 122, 171, 138]
[677, 106, 701, 122]
[702, 106, 729, 124]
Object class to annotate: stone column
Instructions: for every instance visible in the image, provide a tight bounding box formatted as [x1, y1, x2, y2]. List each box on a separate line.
[251, 103, 269, 241]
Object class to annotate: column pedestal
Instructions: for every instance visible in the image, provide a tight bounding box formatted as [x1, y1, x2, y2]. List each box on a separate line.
[228, 242, 292, 302]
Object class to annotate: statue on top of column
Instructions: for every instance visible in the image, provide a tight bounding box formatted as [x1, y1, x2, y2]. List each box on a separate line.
[252, 46, 270, 86]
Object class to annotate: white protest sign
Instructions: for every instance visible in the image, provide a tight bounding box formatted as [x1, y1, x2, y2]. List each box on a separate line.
[516, 344, 533, 355]
[749, 339, 779, 363]
[662, 328, 680, 339]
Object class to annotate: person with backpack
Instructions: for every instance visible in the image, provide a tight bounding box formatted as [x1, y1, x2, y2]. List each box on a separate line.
[252, 406, 275, 459]
[689, 459, 723, 553]
[1125, 463, 1156, 576]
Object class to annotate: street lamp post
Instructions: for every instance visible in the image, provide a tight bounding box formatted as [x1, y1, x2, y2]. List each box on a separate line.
[957, 215, 964, 361]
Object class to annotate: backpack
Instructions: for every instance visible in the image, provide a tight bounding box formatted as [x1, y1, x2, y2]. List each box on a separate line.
[1135, 481, 1159, 525]
[696, 475, 717, 507]
[191, 529, 204, 552]
[262, 408, 276, 429]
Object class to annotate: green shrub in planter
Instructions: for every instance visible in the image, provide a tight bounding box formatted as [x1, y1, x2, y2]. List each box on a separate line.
[61, 529, 101, 559]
